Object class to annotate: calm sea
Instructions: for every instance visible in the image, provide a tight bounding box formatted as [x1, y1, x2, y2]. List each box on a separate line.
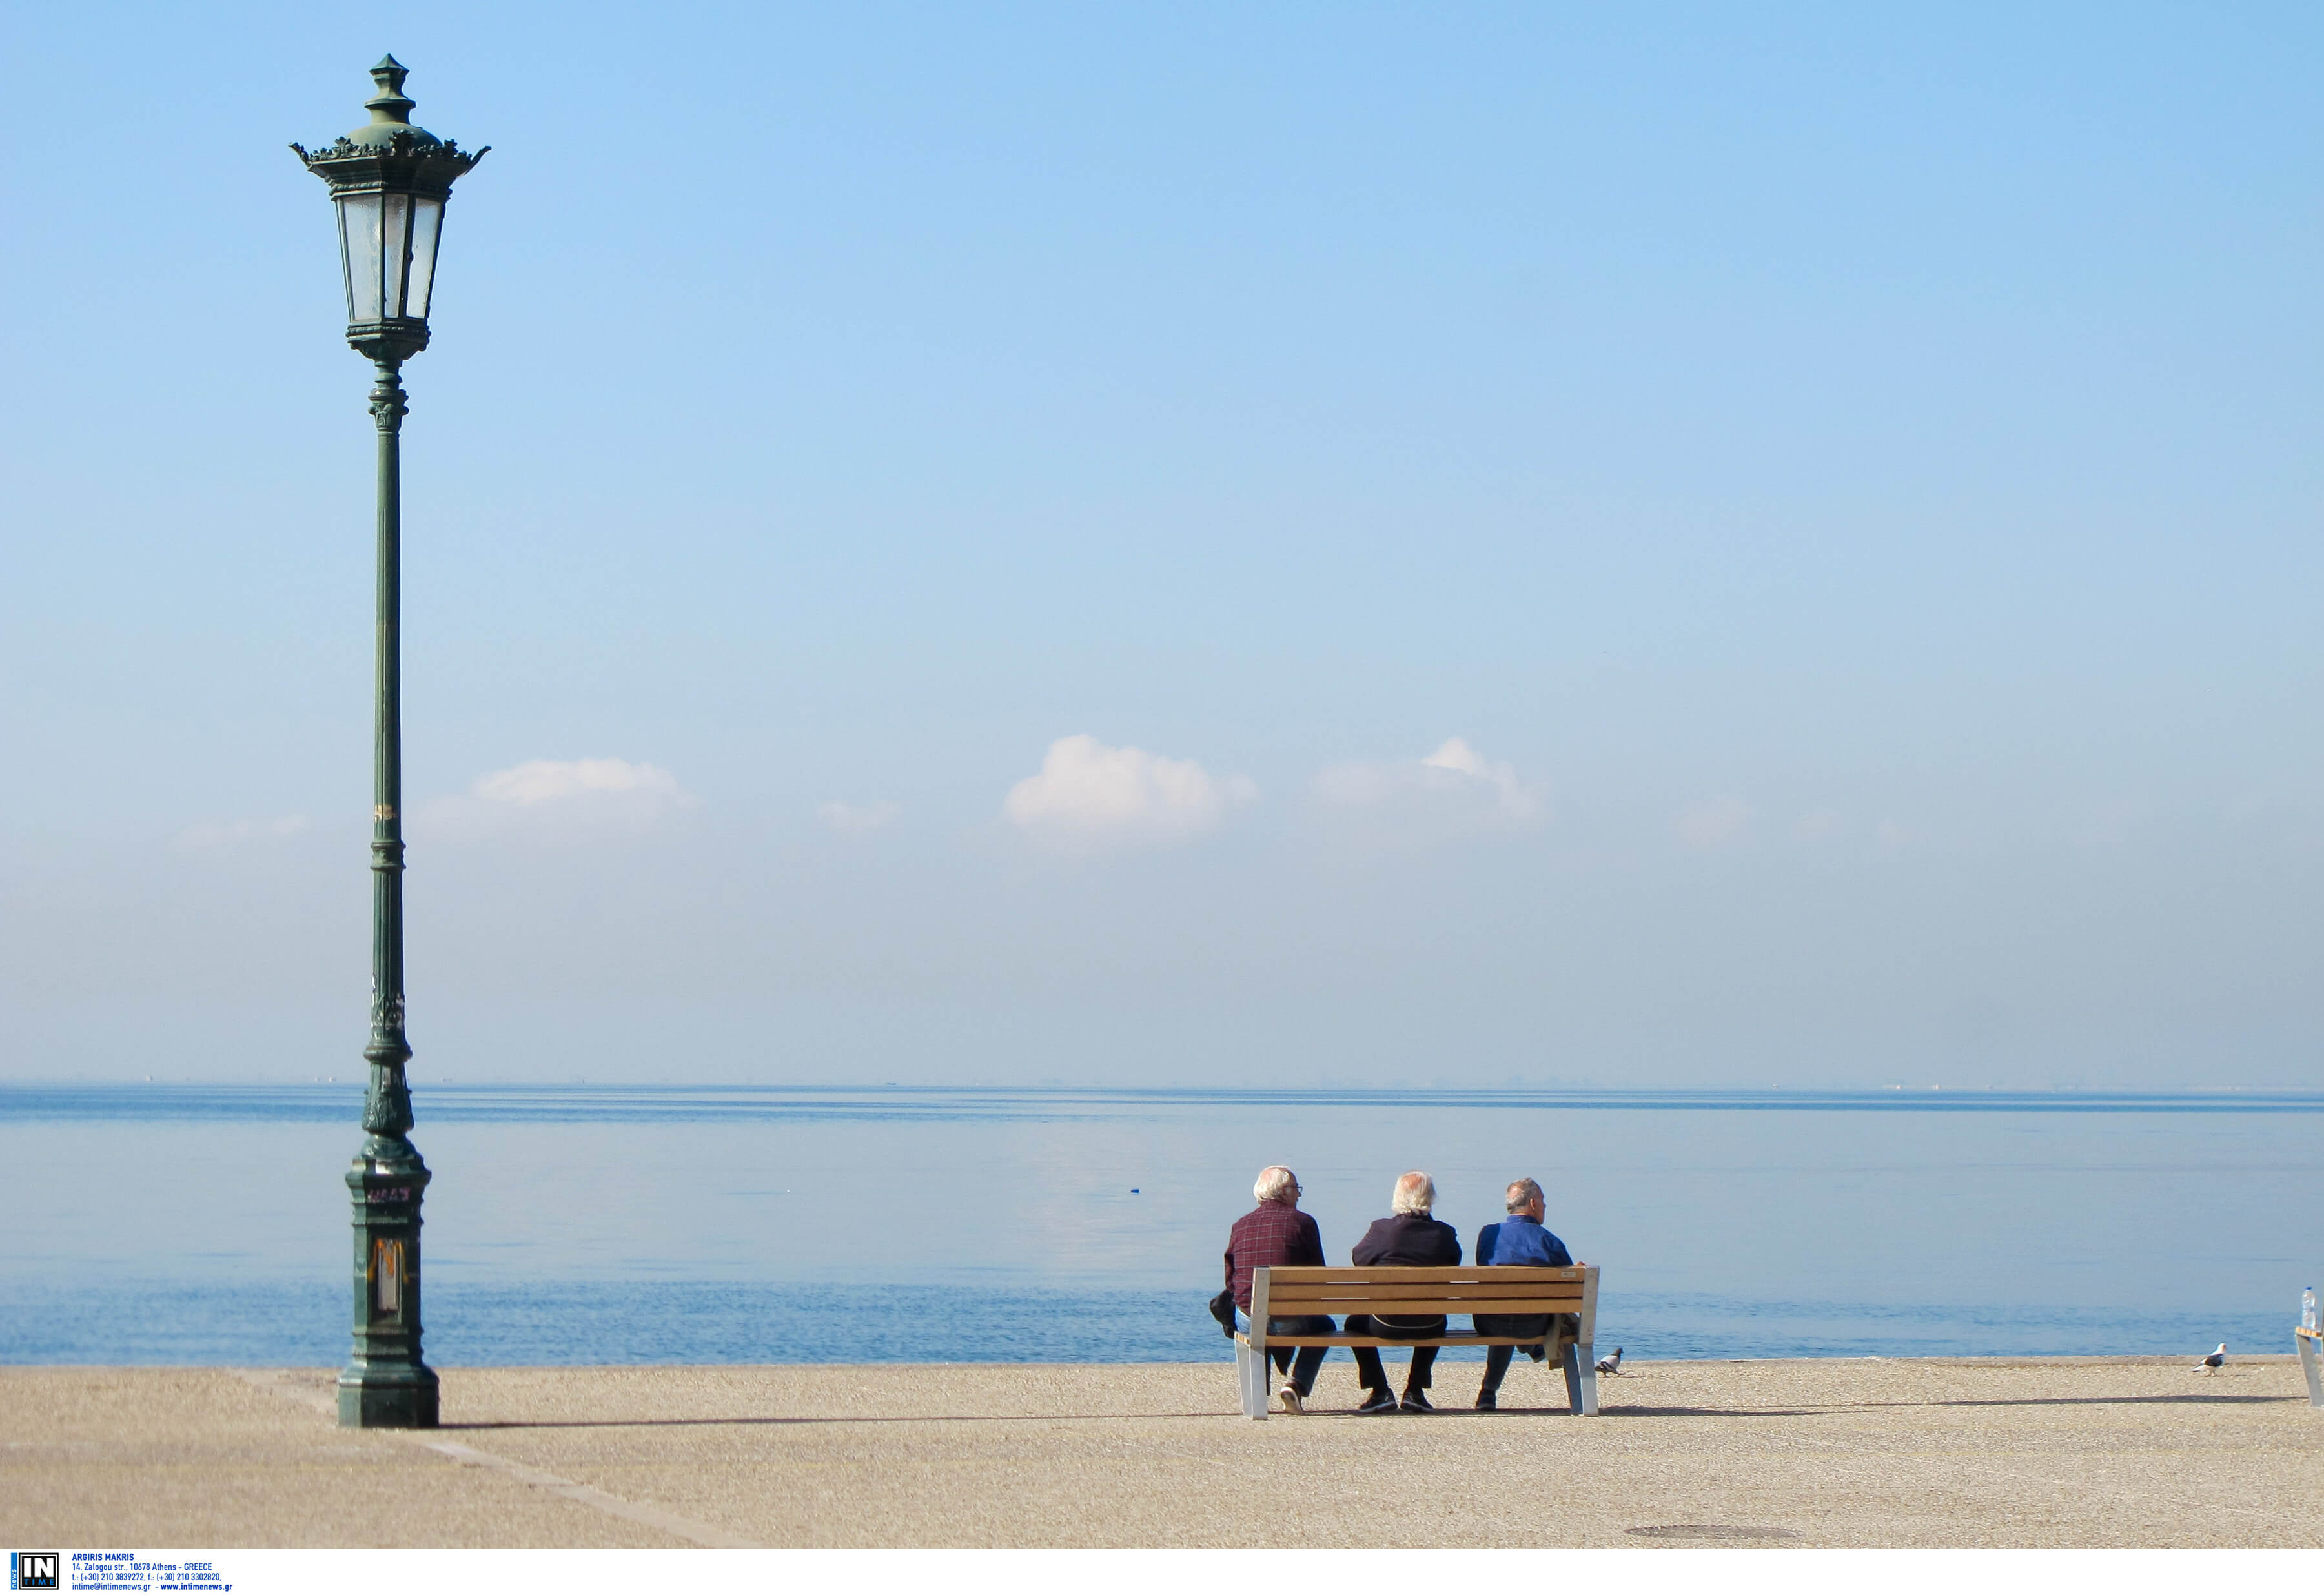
[3, 1084, 2319, 1366]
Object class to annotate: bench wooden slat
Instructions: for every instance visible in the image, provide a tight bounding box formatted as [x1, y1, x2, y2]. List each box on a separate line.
[1264, 1302, 1589, 1311]
[1264, 1282, 1584, 1303]
[1238, 1333, 1574, 1349]
[1259, 1298, 1582, 1316]
[1268, 1274, 1585, 1290]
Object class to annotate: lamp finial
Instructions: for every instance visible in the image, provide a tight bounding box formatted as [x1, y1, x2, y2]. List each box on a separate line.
[366, 55, 416, 126]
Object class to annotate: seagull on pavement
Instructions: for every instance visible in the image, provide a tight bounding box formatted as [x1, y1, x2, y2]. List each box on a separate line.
[1595, 1346, 1625, 1376]
[2194, 1343, 2226, 1374]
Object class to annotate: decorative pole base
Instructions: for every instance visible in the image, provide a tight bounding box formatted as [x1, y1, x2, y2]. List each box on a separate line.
[338, 1365, 440, 1428]
[339, 1143, 436, 1428]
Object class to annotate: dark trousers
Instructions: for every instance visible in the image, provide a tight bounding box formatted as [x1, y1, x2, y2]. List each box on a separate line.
[1478, 1342, 1542, 1396]
[1260, 1315, 1336, 1396]
[1346, 1314, 1445, 1395]
[1474, 1314, 1564, 1397]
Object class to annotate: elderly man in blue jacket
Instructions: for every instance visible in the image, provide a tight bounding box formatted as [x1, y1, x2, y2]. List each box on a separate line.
[1471, 1176, 1576, 1411]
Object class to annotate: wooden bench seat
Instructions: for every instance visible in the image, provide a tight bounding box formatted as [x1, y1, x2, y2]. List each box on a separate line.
[1234, 1264, 1602, 1418]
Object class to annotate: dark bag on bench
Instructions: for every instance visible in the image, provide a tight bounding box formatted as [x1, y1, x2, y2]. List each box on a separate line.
[1208, 1288, 1236, 1337]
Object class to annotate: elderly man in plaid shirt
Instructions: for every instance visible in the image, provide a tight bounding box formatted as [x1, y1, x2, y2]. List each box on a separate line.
[1223, 1165, 1337, 1414]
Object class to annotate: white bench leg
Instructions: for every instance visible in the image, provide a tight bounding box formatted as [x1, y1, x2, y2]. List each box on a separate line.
[1236, 1342, 1269, 1420]
[2300, 1334, 2323, 1409]
[1571, 1341, 1600, 1416]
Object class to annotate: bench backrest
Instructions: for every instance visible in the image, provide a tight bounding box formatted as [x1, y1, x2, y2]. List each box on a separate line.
[1251, 1265, 1598, 1337]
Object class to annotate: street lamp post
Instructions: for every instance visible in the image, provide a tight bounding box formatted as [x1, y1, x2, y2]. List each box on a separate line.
[294, 57, 485, 1430]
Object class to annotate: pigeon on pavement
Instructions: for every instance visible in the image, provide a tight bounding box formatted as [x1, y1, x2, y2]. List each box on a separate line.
[1595, 1346, 1625, 1376]
[2194, 1343, 2226, 1374]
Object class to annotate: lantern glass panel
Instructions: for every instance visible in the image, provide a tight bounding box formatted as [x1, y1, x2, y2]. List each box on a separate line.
[379, 193, 412, 318]
[338, 192, 384, 322]
[405, 198, 444, 321]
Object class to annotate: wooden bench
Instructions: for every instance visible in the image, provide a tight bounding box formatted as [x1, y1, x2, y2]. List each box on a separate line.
[2299, 1325, 2323, 1409]
[1235, 1264, 1602, 1419]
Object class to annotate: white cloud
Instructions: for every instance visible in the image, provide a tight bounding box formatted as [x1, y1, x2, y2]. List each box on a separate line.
[175, 814, 311, 849]
[819, 800, 901, 832]
[1678, 796, 1750, 849]
[416, 757, 688, 836]
[472, 758, 681, 806]
[1316, 737, 1539, 820]
[1003, 735, 1255, 842]
[1419, 737, 1537, 818]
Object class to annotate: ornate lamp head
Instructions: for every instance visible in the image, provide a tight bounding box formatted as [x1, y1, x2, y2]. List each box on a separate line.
[293, 57, 488, 363]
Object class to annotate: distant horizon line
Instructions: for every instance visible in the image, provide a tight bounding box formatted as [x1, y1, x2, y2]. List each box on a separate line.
[7, 1079, 2322, 1103]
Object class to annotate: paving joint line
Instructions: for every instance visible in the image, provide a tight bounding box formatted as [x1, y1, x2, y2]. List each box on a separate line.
[230, 1368, 760, 1549]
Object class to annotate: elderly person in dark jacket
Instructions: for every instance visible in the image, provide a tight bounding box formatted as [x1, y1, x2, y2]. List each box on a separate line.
[1222, 1165, 1336, 1415]
[1345, 1170, 1462, 1414]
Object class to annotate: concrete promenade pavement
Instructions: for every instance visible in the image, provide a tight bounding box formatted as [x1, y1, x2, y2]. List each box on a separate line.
[7, 1356, 2321, 1549]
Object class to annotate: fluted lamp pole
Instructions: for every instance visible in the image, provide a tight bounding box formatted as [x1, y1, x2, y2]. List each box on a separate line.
[294, 57, 486, 1429]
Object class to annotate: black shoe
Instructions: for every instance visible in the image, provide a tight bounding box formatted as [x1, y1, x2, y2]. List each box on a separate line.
[1473, 1391, 1498, 1411]
[1356, 1390, 1399, 1416]
[1400, 1390, 1435, 1414]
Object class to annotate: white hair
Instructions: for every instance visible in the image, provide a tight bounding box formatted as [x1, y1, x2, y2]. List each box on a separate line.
[1391, 1170, 1435, 1215]
[1253, 1166, 1299, 1205]
[1505, 1177, 1543, 1214]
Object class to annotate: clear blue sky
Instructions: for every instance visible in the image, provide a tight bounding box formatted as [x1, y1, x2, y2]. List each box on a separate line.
[3, 3, 2318, 1086]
